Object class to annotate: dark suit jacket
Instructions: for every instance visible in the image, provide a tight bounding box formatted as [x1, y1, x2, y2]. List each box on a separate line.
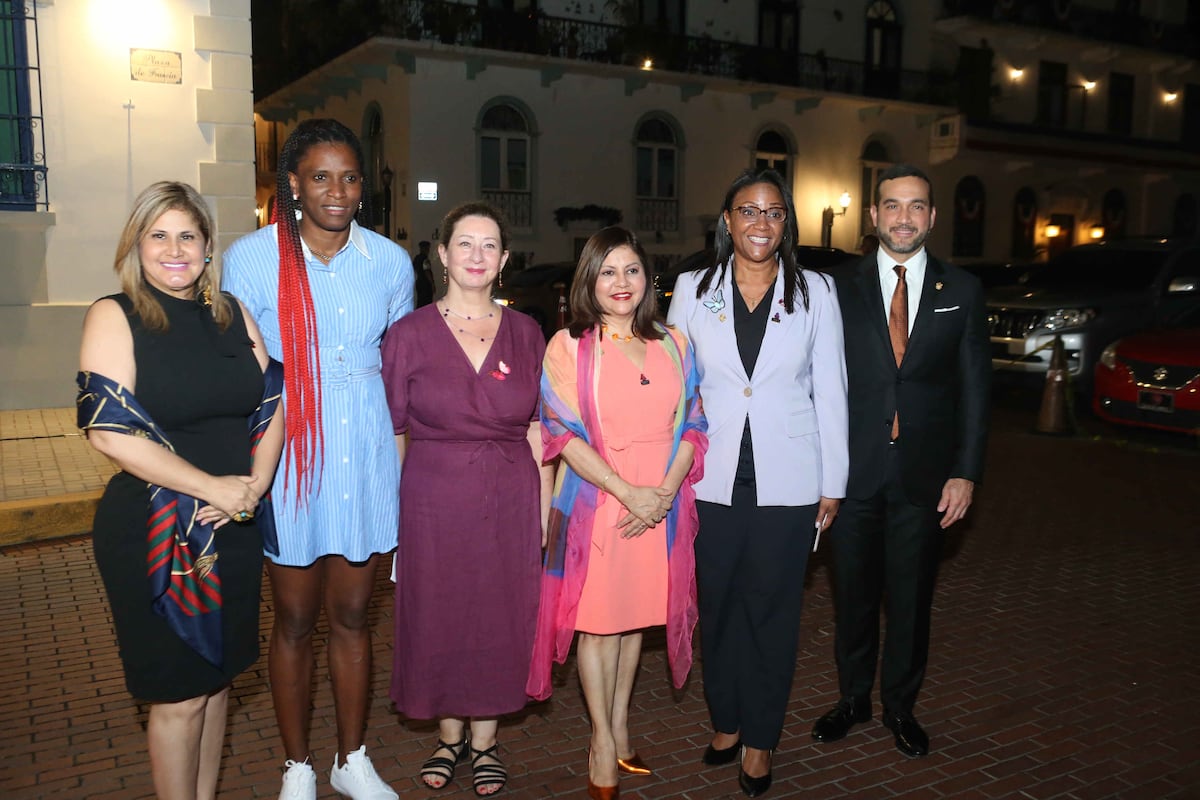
[833, 253, 990, 506]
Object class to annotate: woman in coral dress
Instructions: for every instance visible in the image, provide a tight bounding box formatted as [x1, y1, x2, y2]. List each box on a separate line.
[529, 227, 707, 800]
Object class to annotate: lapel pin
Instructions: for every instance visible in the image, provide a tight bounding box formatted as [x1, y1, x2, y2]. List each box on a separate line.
[771, 312, 781, 323]
[719, 313, 727, 323]
[935, 281, 944, 291]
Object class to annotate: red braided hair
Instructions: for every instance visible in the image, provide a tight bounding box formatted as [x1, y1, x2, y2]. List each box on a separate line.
[273, 190, 324, 501]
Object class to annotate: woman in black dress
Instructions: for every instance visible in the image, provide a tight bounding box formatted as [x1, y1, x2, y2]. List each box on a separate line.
[79, 182, 283, 800]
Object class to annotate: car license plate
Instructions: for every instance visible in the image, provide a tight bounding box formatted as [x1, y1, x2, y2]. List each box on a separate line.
[1137, 390, 1174, 413]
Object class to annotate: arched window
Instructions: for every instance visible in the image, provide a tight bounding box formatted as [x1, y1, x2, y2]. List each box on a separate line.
[479, 100, 534, 228]
[1101, 188, 1127, 240]
[1011, 187, 1038, 259]
[859, 138, 893, 237]
[754, 128, 792, 182]
[865, 1, 901, 98]
[953, 176, 985, 258]
[634, 115, 681, 232]
[362, 104, 384, 230]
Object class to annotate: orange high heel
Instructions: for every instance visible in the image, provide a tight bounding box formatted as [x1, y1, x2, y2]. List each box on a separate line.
[616, 754, 651, 776]
[587, 778, 620, 799]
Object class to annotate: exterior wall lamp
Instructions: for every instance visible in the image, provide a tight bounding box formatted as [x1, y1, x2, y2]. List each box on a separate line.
[1044, 223, 1062, 238]
[820, 191, 852, 248]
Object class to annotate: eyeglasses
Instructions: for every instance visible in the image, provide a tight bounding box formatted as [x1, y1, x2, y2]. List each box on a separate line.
[733, 205, 787, 224]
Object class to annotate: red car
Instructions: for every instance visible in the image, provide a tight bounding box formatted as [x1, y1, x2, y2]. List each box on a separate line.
[1093, 306, 1200, 436]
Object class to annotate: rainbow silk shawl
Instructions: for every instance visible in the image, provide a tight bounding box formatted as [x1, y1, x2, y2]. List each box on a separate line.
[527, 323, 707, 700]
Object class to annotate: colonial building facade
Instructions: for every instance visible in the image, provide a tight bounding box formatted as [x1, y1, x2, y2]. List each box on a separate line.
[1, 0, 256, 409]
[253, 0, 1200, 271]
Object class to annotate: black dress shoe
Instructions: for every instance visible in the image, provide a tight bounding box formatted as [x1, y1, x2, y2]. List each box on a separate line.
[738, 765, 772, 797]
[811, 696, 871, 742]
[701, 738, 741, 766]
[882, 710, 929, 758]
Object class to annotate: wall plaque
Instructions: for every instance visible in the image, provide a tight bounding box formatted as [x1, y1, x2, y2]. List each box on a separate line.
[130, 49, 182, 84]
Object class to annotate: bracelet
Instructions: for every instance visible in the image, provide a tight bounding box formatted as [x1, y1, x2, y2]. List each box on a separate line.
[601, 472, 615, 488]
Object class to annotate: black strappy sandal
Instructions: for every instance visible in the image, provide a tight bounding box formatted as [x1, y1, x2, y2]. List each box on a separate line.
[420, 736, 468, 790]
[470, 743, 508, 796]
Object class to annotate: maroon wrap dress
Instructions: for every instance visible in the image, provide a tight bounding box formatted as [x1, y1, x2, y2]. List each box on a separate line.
[381, 304, 545, 717]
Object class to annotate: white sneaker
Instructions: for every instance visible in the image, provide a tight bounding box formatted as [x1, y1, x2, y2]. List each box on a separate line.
[278, 759, 317, 800]
[330, 746, 399, 800]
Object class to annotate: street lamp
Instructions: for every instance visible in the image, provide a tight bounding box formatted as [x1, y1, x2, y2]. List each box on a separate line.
[380, 163, 394, 239]
[820, 191, 852, 248]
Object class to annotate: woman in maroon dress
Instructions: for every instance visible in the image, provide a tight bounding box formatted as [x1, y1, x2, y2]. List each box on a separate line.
[381, 202, 554, 796]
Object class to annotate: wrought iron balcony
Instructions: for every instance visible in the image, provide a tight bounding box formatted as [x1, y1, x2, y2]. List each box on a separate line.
[482, 189, 532, 229]
[352, 1, 947, 105]
[635, 198, 679, 233]
[939, 0, 1198, 59]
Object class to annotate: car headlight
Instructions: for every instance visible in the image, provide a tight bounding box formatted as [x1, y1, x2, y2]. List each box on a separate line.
[1099, 342, 1119, 370]
[1038, 308, 1095, 331]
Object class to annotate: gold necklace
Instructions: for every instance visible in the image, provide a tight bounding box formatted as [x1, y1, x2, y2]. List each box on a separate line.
[303, 238, 341, 263]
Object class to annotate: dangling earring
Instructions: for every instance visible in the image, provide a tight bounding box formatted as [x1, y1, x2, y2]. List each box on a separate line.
[204, 255, 212, 264]
[443, 268, 448, 285]
[293, 195, 302, 221]
[497, 267, 503, 288]
[358, 200, 363, 211]
[200, 284, 213, 308]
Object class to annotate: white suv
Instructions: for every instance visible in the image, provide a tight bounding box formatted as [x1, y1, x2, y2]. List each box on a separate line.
[986, 239, 1200, 392]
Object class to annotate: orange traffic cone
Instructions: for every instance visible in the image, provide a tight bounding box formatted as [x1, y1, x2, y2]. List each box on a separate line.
[1035, 335, 1074, 435]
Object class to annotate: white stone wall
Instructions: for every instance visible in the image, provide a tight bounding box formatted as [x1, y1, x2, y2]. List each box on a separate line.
[0, 0, 255, 409]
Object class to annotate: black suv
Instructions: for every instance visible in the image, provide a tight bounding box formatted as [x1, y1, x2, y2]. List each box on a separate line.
[986, 238, 1200, 392]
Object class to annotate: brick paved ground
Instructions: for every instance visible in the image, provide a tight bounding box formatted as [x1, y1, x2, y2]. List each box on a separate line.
[1, 425, 1198, 799]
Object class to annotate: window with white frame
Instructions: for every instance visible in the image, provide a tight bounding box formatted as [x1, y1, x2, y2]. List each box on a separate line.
[634, 116, 679, 232]
[480, 101, 532, 228]
[754, 128, 791, 182]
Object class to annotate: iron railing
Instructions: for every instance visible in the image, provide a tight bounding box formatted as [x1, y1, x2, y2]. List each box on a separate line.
[369, 1, 946, 105]
[0, 0, 47, 211]
[940, 0, 1198, 59]
[483, 188, 532, 228]
[636, 197, 679, 233]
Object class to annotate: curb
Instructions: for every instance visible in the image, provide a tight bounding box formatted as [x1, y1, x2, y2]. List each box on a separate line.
[0, 491, 99, 549]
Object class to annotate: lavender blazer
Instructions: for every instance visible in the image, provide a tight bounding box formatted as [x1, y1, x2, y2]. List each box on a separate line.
[666, 262, 848, 507]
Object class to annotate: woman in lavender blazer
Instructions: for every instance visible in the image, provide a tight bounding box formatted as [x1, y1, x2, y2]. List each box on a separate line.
[666, 168, 848, 798]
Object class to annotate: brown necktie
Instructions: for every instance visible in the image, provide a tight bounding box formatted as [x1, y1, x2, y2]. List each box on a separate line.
[889, 265, 908, 440]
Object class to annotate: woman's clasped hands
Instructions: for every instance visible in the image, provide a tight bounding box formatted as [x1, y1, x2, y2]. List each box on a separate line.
[615, 482, 675, 538]
[196, 474, 265, 529]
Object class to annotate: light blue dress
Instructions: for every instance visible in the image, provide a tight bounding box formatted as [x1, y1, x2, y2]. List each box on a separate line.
[223, 222, 414, 566]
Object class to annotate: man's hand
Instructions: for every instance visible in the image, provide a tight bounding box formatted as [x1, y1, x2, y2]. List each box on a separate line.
[937, 478, 974, 529]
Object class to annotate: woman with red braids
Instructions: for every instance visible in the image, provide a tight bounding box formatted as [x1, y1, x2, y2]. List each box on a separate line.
[223, 118, 413, 800]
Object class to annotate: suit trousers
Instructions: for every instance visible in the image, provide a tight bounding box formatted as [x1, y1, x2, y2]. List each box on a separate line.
[695, 484, 817, 750]
[831, 444, 943, 714]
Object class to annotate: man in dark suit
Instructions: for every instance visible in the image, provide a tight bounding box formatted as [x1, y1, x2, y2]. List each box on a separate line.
[811, 164, 990, 758]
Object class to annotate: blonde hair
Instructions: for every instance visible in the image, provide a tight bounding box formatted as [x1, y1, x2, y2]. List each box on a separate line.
[113, 181, 232, 332]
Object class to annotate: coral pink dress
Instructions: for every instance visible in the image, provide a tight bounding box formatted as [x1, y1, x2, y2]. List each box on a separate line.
[574, 339, 682, 634]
